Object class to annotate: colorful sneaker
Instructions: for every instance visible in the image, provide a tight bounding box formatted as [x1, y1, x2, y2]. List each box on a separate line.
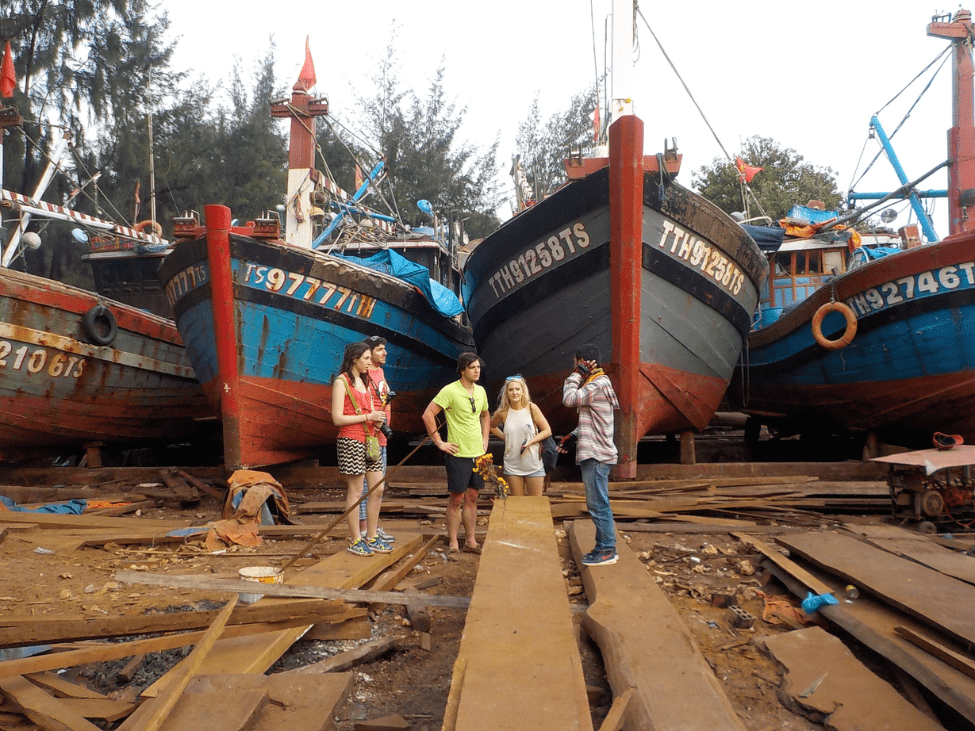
[347, 538, 373, 556]
[366, 536, 393, 554]
[376, 527, 395, 543]
[581, 547, 618, 566]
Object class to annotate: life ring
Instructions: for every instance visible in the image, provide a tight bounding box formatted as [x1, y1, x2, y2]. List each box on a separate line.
[81, 305, 118, 346]
[811, 301, 857, 350]
[134, 220, 163, 237]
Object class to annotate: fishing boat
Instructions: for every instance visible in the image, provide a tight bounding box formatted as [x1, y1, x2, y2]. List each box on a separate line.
[0, 124, 214, 461]
[158, 47, 473, 470]
[729, 9, 975, 448]
[461, 1, 768, 477]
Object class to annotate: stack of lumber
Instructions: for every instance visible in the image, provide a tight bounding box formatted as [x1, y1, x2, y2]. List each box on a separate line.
[0, 518, 449, 730]
[749, 523, 975, 729]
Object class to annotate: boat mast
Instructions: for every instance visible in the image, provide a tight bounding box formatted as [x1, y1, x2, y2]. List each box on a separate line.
[608, 0, 643, 479]
[928, 9, 975, 236]
[610, 0, 634, 122]
[270, 39, 328, 249]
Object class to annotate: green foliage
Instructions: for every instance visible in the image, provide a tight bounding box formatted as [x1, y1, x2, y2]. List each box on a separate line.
[515, 85, 598, 200]
[341, 41, 502, 239]
[692, 136, 842, 221]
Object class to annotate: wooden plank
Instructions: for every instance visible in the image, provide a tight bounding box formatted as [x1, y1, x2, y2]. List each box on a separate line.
[23, 675, 105, 701]
[1, 600, 346, 647]
[732, 532, 833, 596]
[157, 689, 266, 731]
[282, 635, 400, 674]
[596, 688, 634, 731]
[140, 535, 426, 697]
[115, 597, 238, 731]
[779, 531, 975, 648]
[0, 615, 306, 680]
[569, 520, 747, 731]
[113, 570, 469, 609]
[894, 626, 975, 680]
[452, 498, 592, 731]
[763, 626, 945, 731]
[763, 560, 975, 725]
[0, 675, 102, 731]
[184, 673, 354, 731]
[57, 698, 136, 723]
[363, 535, 439, 592]
[844, 524, 975, 586]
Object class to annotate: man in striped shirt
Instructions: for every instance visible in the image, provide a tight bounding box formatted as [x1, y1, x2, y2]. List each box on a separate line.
[562, 343, 620, 566]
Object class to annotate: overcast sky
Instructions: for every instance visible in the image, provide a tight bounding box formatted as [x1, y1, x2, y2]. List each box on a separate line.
[165, 0, 958, 236]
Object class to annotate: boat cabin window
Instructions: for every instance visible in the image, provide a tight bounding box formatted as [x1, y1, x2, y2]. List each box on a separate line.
[763, 247, 846, 317]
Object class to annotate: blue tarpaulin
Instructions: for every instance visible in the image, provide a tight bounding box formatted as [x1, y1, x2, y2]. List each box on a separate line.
[331, 249, 464, 317]
[741, 224, 786, 253]
[0, 496, 87, 514]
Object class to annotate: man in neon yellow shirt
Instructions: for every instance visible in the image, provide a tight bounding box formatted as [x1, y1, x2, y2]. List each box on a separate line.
[422, 352, 490, 553]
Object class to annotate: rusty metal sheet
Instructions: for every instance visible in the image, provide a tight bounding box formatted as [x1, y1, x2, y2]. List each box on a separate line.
[872, 445, 975, 474]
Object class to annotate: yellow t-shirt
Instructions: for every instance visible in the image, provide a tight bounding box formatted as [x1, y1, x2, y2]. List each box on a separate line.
[433, 380, 489, 458]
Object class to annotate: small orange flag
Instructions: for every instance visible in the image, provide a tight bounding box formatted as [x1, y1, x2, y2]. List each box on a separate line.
[1, 41, 16, 99]
[735, 156, 763, 184]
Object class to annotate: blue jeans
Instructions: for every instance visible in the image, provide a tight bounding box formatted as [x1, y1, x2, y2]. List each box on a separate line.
[580, 458, 616, 551]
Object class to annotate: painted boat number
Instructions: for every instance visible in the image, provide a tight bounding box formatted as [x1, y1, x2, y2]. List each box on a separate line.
[165, 263, 209, 307]
[0, 341, 85, 378]
[658, 221, 746, 296]
[487, 222, 591, 297]
[845, 262, 975, 316]
[242, 264, 378, 318]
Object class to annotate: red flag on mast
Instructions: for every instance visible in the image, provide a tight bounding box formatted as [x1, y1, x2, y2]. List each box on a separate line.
[735, 156, 763, 184]
[296, 37, 316, 91]
[1, 41, 16, 99]
[593, 105, 600, 142]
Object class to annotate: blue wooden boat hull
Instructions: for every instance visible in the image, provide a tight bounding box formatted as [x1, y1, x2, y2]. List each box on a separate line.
[730, 232, 975, 445]
[160, 224, 473, 469]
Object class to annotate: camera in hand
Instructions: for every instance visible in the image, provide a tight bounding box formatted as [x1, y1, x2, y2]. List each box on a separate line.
[379, 389, 396, 438]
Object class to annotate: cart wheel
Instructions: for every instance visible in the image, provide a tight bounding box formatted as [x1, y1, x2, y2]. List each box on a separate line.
[916, 521, 937, 535]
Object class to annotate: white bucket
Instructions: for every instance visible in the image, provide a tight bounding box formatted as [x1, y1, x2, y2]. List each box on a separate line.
[238, 566, 283, 604]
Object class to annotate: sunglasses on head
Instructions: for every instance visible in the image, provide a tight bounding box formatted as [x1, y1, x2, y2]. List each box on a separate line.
[505, 374, 524, 381]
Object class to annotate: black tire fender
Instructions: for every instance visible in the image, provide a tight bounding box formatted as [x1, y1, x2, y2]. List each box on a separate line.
[81, 305, 118, 346]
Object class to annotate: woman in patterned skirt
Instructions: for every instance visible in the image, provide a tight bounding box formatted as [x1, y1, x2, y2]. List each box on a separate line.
[331, 341, 390, 556]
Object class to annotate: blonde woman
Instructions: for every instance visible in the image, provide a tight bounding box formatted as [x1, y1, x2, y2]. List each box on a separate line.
[490, 375, 552, 496]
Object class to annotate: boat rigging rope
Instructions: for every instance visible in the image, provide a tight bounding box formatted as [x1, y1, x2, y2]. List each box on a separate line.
[634, 5, 769, 221]
[848, 49, 951, 194]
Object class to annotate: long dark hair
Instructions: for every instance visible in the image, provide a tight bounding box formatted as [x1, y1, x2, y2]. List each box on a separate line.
[338, 341, 370, 382]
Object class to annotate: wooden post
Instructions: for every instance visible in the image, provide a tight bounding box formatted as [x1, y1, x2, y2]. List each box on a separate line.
[680, 431, 696, 465]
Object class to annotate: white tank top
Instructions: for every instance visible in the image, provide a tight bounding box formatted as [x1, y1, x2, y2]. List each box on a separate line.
[502, 406, 544, 476]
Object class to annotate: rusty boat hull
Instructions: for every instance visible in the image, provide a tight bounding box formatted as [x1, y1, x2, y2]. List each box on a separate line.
[0, 268, 214, 460]
[159, 207, 474, 470]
